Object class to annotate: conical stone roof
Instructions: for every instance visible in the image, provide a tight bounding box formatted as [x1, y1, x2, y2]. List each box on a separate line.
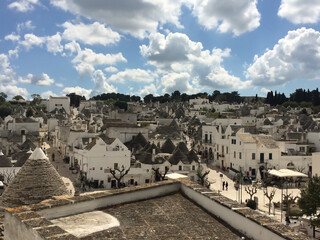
[1, 147, 69, 207]
[0, 151, 12, 167]
[161, 138, 175, 154]
[176, 142, 189, 155]
[168, 148, 188, 165]
[187, 150, 199, 163]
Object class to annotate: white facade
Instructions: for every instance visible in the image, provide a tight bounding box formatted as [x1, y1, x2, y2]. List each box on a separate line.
[73, 137, 133, 189]
[48, 96, 70, 114]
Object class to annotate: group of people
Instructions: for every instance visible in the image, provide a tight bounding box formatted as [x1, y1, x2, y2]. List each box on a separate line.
[222, 181, 228, 190]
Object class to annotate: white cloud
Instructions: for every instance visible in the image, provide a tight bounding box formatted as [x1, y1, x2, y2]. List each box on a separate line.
[140, 32, 249, 91]
[278, 0, 320, 24]
[17, 20, 35, 33]
[55, 83, 64, 87]
[138, 84, 157, 96]
[62, 86, 92, 99]
[161, 72, 194, 94]
[105, 66, 118, 73]
[0, 54, 17, 84]
[41, 90, 58, 99]
[46, 33, 63, 55]
[64, 41, 81, 55]
[8, 0, 39, 12]
[192, 0, 260, 35]
[61, 21, 121, 46]
[19, 73, 54, 86]
[260, 87, 271, 95]
[108, 68, 155, 83]
[20, 33, 45, 50]
[0, 85, 28, 99]
[72, 47, 126, 76]
[50, 0, 190, 38]
[246, 28, 320, 86]
[5, 33, 20, 42]
[91, 70, 116, 96]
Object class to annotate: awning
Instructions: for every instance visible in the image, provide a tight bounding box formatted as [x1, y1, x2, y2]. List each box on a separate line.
[268, 169, 308, 178]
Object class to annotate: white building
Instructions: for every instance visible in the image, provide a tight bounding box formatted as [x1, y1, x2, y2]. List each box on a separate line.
[48, 96, 70, 114]
[73, 137, 134, 189]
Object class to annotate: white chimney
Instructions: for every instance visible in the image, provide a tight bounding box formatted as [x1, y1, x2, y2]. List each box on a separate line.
[152, 148, 156, 162]
[22, 134, 26, 143]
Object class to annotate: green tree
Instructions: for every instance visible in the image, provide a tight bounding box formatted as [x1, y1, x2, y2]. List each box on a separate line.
[31, 94, 41, 105]
[0, 103, 12, 118]
[298, 176, 320, 237]
[67, 93, 86, 107]
[26, 107, 34, 117]
[13, 95, 24, 101]
[0, 92, 7, 104]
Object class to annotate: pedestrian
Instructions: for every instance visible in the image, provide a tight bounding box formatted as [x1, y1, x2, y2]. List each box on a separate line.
[226, 181, 228, 190]
[222, 181, 225, 190]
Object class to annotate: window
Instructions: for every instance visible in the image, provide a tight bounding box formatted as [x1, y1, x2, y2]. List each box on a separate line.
[231, 139, 237, 144]
[269, 153, 272, 160]
[100, 167, 103, 170]
[239, 152, 242, 159]
[299, 147, 305, 152]
[252, 153, 255, 160]
[192, 165, 195, 171]
[190, 176, 195, 182]
[179, 166, 182, 171]
[114, 163, 118, 169]
[108, 177, 111, 183]
[226, 147, 228, 154]
[205, 134, 208, 143]
[234, 151, 236, 158]
[260, 153, 264, 163]
[92, 167, 95, 170]
[145, 179, 150, 183]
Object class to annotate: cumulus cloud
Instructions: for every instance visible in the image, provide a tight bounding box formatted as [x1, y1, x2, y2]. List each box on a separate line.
[108, 68, 155, 83]
[62, 86, 92, 99]
[20, 33, 45, 50]
[246, 28, 320, 86]
[138, 84, 157, 96]
[50, 0, 190, 38]
[61, 21, 121, 46]
[260, 87, 271, 95]
[17, 20, 35, 33]
[64, 41, 81, 55]
[5, 33, 20, 42]
[0, 54, 17, 84]
[105, 66, 118, 73]
[192, 0, 260, 35]
[161, 72, 194, 94]
[278, 0, 320, 24]
[91, 70, 116, 96]
[0, 85, 28, 99]
[19, 73, 54, 86]
[41, 90, 58, 99]
[8, 0, 39, 12]
[141, 32, 249, 91]
[46, 33, 63, 55]
[72, 47, 126, 76]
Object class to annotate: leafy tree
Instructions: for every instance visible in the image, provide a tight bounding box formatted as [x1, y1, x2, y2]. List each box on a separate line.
[114, 101, 128, 111]
[143, 94, 154, 103]
[26, 107, 34, 117]
[13, 95, 24, 100]
[67, 93, 86, 107]
[31, 94, 42, 105]
[0, 103, 12, 118]
[0, 92, 7, 104]
[298, 176, 320, 237]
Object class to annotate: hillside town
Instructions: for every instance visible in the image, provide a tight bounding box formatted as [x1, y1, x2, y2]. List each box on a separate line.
[0, 91, 319, 239]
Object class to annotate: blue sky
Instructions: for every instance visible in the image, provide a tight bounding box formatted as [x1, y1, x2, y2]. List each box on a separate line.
[0, 0, 320, 99]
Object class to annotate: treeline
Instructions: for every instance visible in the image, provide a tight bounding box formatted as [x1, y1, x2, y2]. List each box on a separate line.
[265, 88, 320, 112]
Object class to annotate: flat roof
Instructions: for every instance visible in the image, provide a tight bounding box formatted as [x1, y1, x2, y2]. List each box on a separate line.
[268, 169, 308, 178]
[78, 193, 242, 239]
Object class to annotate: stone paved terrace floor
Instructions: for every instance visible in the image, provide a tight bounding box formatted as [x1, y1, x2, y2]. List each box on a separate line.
[80, 193, 244, 240]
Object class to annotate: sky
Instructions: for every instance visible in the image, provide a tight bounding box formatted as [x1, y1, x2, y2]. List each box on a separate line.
[0, 0, 320, 100]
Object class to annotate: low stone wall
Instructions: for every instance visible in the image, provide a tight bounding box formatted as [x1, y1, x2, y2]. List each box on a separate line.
[4, 179, 308, 240]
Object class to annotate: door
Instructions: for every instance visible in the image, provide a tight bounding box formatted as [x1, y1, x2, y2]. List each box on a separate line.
[111, 180, 117, 188]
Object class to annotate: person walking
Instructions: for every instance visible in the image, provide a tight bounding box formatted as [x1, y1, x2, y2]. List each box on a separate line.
[226, 181, 228, 191]
[285, 214, 290, 226]
[222, 181, 225, 190]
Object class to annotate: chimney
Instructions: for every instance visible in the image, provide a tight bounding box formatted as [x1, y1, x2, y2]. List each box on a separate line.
[22, 134, 26, 143]
[152, 148, 156, 163]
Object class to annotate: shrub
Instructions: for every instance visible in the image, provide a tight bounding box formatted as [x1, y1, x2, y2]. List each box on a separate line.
[246, 199, 257, 210]
[289, 208, 303, 217]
